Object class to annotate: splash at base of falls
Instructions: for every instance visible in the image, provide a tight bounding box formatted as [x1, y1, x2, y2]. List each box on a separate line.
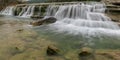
[48, 18, 120, 37]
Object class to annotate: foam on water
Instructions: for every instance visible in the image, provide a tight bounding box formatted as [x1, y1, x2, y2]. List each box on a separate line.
[45, 2, 120, 37]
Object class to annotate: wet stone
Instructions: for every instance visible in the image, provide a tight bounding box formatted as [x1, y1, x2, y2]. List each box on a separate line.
[47, 45, 59, 56]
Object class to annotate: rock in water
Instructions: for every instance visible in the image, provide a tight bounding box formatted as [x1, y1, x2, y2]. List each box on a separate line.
[30, 17, 57, 26]
[47, 45, 59, 56]
[79, 47, 93, 56]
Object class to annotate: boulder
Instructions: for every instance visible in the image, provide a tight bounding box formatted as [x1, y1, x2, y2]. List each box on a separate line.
[30, 17, 57, 26]
[47, 45, 59, 56]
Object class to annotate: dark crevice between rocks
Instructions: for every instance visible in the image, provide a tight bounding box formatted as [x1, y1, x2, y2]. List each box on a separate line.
[112, 3, 120, 6]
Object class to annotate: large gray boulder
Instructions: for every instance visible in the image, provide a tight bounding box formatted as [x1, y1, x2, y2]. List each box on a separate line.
[30, 17, 57, 26]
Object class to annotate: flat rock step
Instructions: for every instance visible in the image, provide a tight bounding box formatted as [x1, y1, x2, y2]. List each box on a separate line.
[107, 8, 120, 12]
[106, 5, 120, 8]
[112, 2, 120, 6]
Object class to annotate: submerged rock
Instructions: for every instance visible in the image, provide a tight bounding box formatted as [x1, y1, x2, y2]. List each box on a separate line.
[79, 47, 93, 56]
[30, 17, 57, 26]
[47, 45, 59, 56]
[16, 29, 24, 32]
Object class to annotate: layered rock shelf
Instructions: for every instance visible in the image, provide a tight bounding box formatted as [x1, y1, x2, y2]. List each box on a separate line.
[102, 0, 120, 24]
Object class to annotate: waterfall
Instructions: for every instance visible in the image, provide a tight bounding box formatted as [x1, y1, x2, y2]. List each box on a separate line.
[0, 6, 14, 16]
[0, 2, 119, 35]
[45, 5, 59, 17]
[18, 6, 28, 16]
[44, 2, 120, 36]
[21, 6, 35, 18]
[0, 5, 35, 18]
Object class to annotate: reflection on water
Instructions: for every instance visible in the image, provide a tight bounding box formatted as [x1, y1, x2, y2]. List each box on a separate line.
[0, 15, 120, 60]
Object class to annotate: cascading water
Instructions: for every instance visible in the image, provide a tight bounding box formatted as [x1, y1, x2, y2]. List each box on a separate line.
[0, 2, 120, 50]
[18, 6, 28, 16]
[45, 5, 59, 17]
[0, 5, 36, 18]
[0, 6, 14, 16]
[0, 2, 120, 37]
[45, 2, 120, 38]
[21, 6, 35, 18]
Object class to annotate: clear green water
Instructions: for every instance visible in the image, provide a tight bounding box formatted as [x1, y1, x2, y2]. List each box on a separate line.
[34, 25, 120, 49]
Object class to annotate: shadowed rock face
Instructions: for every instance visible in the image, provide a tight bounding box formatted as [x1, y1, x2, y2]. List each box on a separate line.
[30, 17, 57, 26]
[102, 0, 120, 4]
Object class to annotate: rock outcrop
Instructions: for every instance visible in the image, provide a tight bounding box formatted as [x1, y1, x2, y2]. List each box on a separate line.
[102, 0, 120, 23]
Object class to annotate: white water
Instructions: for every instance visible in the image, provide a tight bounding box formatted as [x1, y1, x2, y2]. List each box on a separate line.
[21, 6, 35, 18]
[0, 5, 35, 18]
[45, 2, 120, 37]
[0, 6, 14, 16]
[0, 2, 120, 37]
